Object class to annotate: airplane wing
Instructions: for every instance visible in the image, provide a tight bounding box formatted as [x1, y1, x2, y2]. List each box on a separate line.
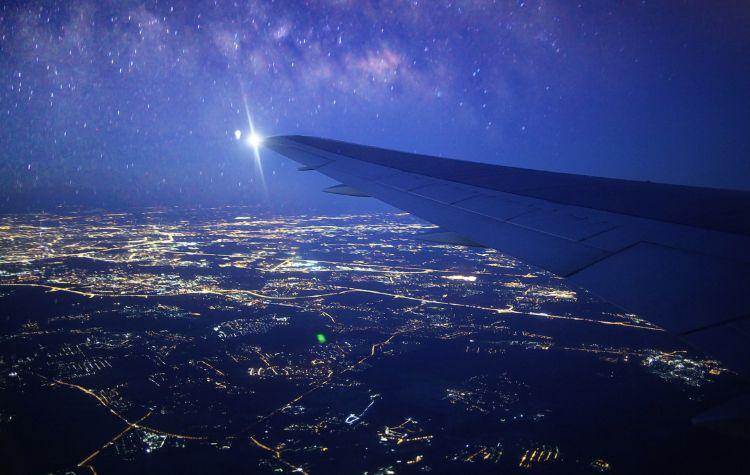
[264, 135, 750, 376]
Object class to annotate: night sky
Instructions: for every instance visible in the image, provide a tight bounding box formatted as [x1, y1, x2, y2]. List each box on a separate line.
[1, 1, 749, 212]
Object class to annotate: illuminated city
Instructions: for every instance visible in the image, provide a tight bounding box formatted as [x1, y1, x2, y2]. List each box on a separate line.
[0, 208, 744, 473]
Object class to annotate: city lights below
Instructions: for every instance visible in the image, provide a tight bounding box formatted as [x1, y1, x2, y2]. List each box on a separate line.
[0, 209, 731, 474]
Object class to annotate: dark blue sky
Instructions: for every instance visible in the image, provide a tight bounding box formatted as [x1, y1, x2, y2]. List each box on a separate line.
[1, 1, 749, 212]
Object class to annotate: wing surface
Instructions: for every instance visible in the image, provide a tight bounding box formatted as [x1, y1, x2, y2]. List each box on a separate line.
[265, 135, 750, 375]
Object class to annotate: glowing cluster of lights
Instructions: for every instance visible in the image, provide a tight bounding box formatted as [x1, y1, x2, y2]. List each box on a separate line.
[443, 275, 477, 282]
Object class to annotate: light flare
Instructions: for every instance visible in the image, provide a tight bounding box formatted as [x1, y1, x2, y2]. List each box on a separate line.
[247, 131, 263, 149]
[239, 81, 265, 190]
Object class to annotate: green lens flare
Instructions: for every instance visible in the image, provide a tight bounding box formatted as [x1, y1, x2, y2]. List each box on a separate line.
[316, 333, 327, 344]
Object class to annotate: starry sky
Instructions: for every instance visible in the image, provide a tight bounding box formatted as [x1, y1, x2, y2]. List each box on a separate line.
[1, 1, 749, 212]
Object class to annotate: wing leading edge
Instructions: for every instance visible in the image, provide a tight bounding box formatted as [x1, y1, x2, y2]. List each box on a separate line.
[264, 135, 750, 376]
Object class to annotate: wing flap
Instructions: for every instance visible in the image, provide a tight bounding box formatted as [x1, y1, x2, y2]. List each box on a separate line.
[508, 208, 618, 242]
[410, 183, 485, 205]
[453, 195, 534, 221]
[375, 171, 439, 191]
[568, 242, 750, 334]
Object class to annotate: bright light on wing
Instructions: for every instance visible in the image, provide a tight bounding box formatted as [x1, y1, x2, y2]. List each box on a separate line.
[234, 129, 242, 140]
